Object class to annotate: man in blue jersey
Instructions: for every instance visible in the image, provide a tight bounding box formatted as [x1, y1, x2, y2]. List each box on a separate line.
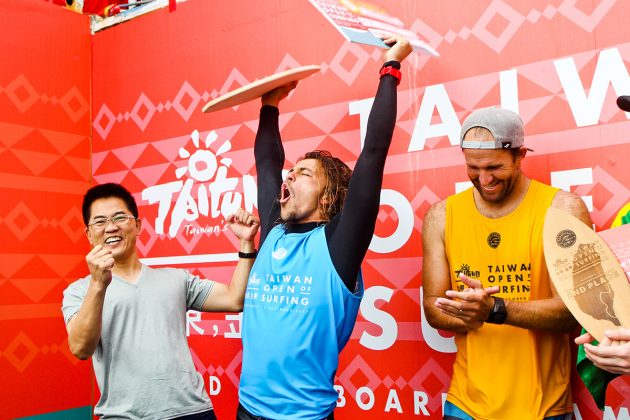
[236, 35, 412, 420]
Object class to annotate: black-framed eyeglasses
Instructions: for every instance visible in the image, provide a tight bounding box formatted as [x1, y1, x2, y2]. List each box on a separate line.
[87, 214, 137, 230]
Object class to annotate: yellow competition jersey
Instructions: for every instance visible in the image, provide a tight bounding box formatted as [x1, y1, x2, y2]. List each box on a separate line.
[444, 180, 572, 420]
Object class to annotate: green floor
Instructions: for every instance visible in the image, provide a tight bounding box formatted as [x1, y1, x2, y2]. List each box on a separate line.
[17, 406, 92, 420]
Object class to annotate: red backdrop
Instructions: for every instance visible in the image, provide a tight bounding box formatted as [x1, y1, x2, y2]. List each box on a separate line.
[0, 0, 93, 419]
[3, 0, 630, 419]
[89, 1, 630, 418]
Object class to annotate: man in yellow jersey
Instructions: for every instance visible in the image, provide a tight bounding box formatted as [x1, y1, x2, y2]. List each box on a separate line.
[422, 107, 592, 420]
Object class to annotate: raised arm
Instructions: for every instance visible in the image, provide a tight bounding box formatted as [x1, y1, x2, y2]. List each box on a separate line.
[328, 36, 412, 288]
[66, 245, 114, 360]
[254, 83, 297, 243]
[201, 209, 259, 312]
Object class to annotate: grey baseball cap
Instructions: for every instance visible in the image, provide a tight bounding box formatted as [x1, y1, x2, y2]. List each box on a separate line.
[460, 107, 533, 151]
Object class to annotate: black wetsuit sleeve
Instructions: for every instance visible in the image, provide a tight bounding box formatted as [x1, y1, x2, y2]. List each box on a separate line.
[327, 65, 400, 291]
[254, 105, 283, 244]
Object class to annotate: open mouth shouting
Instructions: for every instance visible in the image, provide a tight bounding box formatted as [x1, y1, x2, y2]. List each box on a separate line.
[279, 182, 293, 204]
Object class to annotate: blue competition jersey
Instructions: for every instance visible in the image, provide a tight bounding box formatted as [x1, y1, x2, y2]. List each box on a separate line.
[239, 225, 363, 420]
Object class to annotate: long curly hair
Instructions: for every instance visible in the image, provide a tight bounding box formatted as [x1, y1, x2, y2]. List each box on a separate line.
[300, 150, 352, 221]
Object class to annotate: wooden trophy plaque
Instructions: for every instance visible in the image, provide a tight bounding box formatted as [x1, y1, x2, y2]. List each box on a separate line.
[543, 207, 630, 342]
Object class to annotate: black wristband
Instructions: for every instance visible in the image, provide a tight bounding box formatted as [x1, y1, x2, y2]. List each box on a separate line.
[238, 250, 258, 259]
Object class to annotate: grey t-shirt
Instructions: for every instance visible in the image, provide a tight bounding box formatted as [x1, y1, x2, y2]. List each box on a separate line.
[62, 265, 215, 419]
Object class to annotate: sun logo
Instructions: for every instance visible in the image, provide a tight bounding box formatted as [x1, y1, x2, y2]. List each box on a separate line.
[142, 127, 257, 238]
[176, 129, 233, 182]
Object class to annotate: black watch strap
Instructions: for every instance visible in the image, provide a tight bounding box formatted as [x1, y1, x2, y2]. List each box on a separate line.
[486, 296, 507, 324]
[238, 250, 258, 259]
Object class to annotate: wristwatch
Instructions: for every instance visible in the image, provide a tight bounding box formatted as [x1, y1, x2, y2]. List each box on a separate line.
[486, 297, 507, 324]
[238, 250, 258, 259]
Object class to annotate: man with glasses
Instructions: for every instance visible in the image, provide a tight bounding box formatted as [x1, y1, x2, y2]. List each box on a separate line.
[62, 183, 259, 420]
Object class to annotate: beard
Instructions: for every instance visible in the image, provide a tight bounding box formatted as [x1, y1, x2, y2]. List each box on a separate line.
[472, 175, 518, 203]
[280, 208, 300, 223]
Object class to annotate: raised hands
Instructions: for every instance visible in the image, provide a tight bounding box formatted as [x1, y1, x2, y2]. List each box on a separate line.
[434, 274, 500, 331]
[226, 208, 260, 243]
[86, 244, 115, 289]
[382, 34, 412, 64]
[261, 80, 298, 108]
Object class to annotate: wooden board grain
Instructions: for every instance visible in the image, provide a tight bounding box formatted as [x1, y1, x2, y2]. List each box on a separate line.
[202, 65, 320, 113]
[543, 207, 630, 342]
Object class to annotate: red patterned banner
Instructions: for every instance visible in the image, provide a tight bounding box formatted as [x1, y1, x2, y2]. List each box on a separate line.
[89, 1, 630, 419]
[1, 0, 616, 419]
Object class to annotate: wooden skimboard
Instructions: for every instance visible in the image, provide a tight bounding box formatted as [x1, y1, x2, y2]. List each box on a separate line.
[543, 207, 630, 342]
[202, 65, 321, 113]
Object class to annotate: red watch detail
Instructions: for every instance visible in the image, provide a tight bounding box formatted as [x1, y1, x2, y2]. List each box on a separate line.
[379, 66, 402, 85]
